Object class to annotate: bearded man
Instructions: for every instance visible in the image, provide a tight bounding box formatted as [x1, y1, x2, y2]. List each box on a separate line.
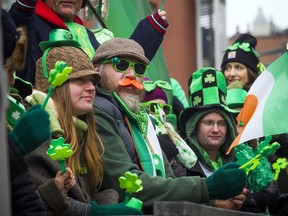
[92, 38, 247, 215]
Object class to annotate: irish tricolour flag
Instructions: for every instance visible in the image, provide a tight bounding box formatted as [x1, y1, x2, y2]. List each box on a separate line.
[227, 51, 288, 153]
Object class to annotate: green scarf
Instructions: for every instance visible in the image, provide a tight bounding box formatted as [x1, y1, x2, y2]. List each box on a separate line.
[201, 148, 223, 171]
[113, 92, 165, 177]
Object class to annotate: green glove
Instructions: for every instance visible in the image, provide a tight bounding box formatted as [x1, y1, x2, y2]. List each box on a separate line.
[206, 162, 246, 200]
[11, 105, 51, 155]
[90, 201, 143, 215]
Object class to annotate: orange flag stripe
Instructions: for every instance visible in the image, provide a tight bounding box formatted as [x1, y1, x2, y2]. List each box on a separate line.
[227, 94, 258, 154]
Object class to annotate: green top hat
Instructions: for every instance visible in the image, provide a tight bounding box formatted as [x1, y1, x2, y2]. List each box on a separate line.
[227, 88, 247, 110]
[179, 67, 238, 131]
[39, 29, 81, 52]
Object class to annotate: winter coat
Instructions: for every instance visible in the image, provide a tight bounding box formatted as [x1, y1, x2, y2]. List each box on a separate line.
[93, 87, 210, 214]
[9, 135, 47, 216]
[25, 95, 119, 215]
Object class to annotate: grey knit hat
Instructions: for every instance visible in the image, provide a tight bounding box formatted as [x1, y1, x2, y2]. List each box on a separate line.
[36, 46, 101, 93]
[92, 38, 149, 64]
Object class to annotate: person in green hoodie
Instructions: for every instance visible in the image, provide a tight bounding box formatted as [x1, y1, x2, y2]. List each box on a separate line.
[179, 67, 247, 210]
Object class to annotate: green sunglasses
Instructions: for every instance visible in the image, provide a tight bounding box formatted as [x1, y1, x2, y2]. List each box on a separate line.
[102, 57, 148, 76]
[142, 102, 172, 115]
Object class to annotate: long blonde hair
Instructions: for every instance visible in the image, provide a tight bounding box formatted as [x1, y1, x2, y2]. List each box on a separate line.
[52, 83, 104, 193]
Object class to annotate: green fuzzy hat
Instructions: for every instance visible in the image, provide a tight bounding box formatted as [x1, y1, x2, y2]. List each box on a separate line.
[179, 67, 238, 131]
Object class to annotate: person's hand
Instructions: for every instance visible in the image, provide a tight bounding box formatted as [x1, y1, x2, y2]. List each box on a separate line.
[55, 167, 76, 195]
[11, 104, 51, 155]
[206, 162, 246, 200]
[158, 9, 167, 21]
[90, 201, 143, 215]
[215, 188, 247, 210]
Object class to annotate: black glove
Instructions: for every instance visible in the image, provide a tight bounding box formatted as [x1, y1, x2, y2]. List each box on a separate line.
[90, 201, 143, 215]
[158, 134, 179, 160]
[206, 162, 246, 200]
[11, 105, 51, 155]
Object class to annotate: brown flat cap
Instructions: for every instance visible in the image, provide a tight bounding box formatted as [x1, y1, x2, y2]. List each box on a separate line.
[92, 38, 149, 64]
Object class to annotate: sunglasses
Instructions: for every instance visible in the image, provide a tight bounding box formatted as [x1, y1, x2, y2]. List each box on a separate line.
[102, 57, 148, 76]
[142, 102, 172, 115]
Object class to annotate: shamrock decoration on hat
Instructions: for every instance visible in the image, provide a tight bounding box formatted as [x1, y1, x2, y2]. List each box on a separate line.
[179, 67, 238, 132]
[41, 61, 73, 109]
[221, 33, 264, 74]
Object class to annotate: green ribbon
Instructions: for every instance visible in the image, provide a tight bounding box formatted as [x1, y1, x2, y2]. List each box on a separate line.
[143, 80, 172, 92]
[65, 22, 95, 59]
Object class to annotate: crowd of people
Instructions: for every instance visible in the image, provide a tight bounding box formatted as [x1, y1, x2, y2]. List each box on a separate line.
[1, 0, 288, 215]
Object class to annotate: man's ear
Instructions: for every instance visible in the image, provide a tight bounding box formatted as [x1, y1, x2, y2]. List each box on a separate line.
[94, 64, 100, 72]
[94, 64, 100, 73]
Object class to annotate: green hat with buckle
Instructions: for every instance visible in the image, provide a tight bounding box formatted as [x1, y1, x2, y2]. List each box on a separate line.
[179, 67, 238, 132]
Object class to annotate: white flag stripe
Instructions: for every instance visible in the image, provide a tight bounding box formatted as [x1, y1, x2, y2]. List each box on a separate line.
[239, 71, 275, 144]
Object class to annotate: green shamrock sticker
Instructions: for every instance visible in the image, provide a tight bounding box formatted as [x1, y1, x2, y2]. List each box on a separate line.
[46, 137, 74, 173]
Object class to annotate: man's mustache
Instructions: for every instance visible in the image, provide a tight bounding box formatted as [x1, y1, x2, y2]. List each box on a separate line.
[118, 77, 143, 89]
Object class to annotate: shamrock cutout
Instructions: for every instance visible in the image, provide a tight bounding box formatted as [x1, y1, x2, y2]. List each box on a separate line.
[119, 172, 143, 194]
[257, 135, 272, 153]
[49, 61, 73, 88]
[237, 135, 278, 192]
[119, 172, 143, 211]
[238, 42, 251, 52]
[46, 137, 73, 173]
[41, 61, 73, 110]
[239, 136, 279, 171]
[236, 146, 253, 166]
[227, 42, 240, 51]
[261, 142, 280, 157]
[272, 158, 288, 180]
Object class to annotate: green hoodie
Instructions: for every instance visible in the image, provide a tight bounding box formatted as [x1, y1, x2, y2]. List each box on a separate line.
[185, 108, 237, 172]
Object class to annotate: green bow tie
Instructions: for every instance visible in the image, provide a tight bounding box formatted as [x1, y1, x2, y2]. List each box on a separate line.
[143, 80, 172, 92]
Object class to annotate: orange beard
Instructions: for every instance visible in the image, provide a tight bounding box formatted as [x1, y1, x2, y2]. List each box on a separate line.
[118, 77, 143, 89]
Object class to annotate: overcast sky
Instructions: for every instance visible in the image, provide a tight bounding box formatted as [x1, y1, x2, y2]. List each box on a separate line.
[226, 0, 288, 37]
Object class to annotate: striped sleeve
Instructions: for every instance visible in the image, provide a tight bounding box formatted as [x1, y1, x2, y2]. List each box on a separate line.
[16, 0, 37, 12]
[147, 12, 169, 35]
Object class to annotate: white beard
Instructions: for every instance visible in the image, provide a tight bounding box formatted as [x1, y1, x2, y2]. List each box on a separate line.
[119, 91, 142, 113]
